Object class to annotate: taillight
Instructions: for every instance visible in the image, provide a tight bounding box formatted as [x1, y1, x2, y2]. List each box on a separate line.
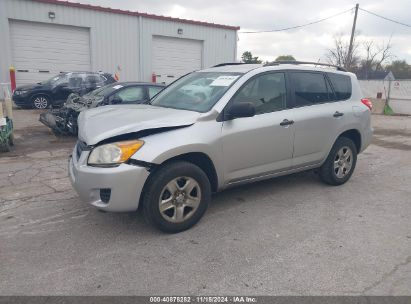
[361, 98, 372, 111]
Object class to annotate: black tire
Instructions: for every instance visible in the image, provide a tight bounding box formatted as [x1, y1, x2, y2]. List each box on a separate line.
[319, 137, 357, 186]
[142, 161, 211, 233]
[8, 133, 14, 146]
[0, 140, 10, 153]
[31, 95, 51, 109]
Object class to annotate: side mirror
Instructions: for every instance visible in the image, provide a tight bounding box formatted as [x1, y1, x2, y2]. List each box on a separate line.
[226, 102, 255, 119]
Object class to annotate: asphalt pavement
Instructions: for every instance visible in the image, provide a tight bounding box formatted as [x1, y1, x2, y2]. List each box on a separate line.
[0, 109, 410, 295]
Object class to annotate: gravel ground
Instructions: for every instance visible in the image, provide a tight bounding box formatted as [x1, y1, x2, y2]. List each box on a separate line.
[0, 109, 410, 296]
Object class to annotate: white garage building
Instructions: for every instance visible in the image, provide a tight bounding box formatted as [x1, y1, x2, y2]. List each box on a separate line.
[0, 0, 239, 86]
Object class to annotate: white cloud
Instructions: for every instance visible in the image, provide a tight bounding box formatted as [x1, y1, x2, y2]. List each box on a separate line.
[69, 0, 411, 63]
[168, 4, 186, 18]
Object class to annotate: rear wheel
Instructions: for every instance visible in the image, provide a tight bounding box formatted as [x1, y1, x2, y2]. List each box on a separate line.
[142, 161, 211, 233]
[32, 95, 50, 109]
[319, 137, 357, 186]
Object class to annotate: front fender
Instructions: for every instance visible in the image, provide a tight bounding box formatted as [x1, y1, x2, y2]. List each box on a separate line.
[131, 120, 225, 189]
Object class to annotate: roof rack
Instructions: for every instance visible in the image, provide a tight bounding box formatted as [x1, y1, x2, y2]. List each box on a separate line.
[212, 62, 247, 67]
[263, 61, 347, 72]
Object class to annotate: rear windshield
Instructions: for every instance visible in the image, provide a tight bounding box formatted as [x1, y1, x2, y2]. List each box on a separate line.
[327, 73, 352, 100]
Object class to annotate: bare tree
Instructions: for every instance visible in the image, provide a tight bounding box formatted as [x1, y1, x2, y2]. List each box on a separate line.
[326, 33, 394, 77]
[326, 33, 360, 70]
[359, 37, 394, 79]
[375, 37, 394, 69]
[362, 40, 380, 79]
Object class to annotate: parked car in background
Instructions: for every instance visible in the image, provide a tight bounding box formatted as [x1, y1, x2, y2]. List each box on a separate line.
[69, 61, 373, 233]
[12, 72, 116, 109]
[39, 82, 165, 136]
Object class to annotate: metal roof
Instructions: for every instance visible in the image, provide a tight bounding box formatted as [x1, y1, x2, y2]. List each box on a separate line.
[31, 0, 241, 30]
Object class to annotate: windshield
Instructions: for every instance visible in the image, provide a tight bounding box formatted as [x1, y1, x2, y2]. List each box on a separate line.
[86, 83, 124, 97]
[150, 72, 243, 112]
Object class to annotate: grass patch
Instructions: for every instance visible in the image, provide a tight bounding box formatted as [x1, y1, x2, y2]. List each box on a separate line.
[384, 103, 394, 115]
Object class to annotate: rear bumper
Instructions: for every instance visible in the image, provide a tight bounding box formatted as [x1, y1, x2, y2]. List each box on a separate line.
[68, 145, 150, 212]
[360, 127, 373, 153]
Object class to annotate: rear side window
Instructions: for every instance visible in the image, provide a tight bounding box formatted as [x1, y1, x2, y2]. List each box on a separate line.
[290, 72, 332, 106]
[84, 75, 103, 89]
[327, 73, 352, 100]
[110, 86, 145, 104]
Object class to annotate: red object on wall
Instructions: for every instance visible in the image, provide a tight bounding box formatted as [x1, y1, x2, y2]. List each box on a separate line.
[9, 66, 16, 92]
[151, 72, 157, 83]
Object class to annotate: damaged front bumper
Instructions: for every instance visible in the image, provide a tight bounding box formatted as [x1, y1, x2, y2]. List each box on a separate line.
[39, 93, 96, 136]
[39, 108, 79, 136]
[68, 144, 150, 212]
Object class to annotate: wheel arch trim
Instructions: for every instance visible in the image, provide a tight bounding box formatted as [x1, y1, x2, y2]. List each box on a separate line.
[145, 151, 220, 193]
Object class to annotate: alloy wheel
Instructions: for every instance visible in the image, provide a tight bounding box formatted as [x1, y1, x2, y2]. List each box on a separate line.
[334, 146, 353, 178]
[159, 177, 202, 223]
[33, 97, 48, 109]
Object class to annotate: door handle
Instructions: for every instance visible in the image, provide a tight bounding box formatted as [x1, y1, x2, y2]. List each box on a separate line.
[333, 111, 344, 117]
[280, 119, 294, 126]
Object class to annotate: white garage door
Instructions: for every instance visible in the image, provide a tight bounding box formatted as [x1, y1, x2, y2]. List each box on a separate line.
[152, 36, 202, 85]
[9, 20, 91, 86]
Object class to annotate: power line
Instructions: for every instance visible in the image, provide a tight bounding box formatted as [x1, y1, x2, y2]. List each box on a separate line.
[239, 8, 354, 34]
[359, 7, 411, 28]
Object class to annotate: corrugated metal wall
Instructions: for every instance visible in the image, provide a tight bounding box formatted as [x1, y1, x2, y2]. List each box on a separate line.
[0, 0, 237, 85]
[140, 18, 237, 81]
[0, 0, 140, 84]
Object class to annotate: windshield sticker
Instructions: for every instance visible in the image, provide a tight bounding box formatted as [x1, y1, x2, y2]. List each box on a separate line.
[112, 85, 124, 90]
[210, 75, 239, 87]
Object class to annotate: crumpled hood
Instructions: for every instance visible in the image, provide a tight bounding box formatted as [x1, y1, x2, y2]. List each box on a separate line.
[78, 104, 201, 145]
[65, 93, 103, 112]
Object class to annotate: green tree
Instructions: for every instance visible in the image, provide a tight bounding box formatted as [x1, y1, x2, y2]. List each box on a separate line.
[275, 55, 296, 61]
[385, 60, 411, 79]
[241, 51, 262, 64]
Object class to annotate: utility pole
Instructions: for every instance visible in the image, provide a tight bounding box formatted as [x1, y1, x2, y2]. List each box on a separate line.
[347, 3, 359, 69]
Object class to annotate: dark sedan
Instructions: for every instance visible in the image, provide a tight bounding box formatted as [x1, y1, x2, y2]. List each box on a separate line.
[39, 82, 165, 136]
[12, 72, 116, 109]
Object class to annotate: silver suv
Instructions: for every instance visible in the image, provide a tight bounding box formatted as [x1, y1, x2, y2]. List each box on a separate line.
[69, 61, 373, 233]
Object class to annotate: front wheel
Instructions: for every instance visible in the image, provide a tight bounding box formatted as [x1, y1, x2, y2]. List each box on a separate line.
[32, 95, 50, 109]
[142, 161, 211, 233]
[319, 137, 357, 186]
